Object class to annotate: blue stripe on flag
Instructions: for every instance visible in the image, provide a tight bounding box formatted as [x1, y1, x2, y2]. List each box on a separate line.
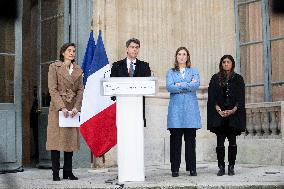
[89, 30, 109, 75]
[81, 31, 96, 86]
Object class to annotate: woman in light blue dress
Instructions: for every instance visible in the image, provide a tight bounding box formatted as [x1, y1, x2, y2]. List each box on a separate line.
[166, 47, 201, 177]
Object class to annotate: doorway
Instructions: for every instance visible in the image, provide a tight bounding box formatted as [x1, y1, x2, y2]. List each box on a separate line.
[0, 1, 23, 172]
[32, 0, 70, 168]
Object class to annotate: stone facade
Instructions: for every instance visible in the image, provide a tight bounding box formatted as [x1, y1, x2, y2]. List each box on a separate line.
[90, 0, 284, 167]
[96, 88, 284, 167]
[92, 0, 236, 86]
[7, 0, 282, 168]
[91, 0, 237, 167]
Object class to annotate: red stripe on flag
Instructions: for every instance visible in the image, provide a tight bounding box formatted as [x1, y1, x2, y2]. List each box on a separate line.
[80, 103, 117, 157]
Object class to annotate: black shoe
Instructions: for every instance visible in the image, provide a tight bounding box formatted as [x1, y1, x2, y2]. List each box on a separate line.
[172, 171, 179, 177]
[53, 172, 60, 181]
[189, 170, 197, 176]
[217, 166, 225, 176]
[63, 172, 78, 180]
[228, 165, 235, 176]
[53, 176, 60, 181]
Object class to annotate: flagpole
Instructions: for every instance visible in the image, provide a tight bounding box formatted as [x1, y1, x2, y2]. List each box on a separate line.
[98, 14, 102, 32]
[93, 12, 106, 168]
[90, 18, 93, 31]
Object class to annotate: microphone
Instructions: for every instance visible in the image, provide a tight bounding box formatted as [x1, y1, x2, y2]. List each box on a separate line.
[103, 69, 111, 78]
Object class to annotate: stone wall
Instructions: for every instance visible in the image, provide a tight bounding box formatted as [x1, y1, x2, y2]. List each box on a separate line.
[143, 91, 284, 166]
[91, 0, 284, 167]
[92, 0, 236, 86]
[96, 90, 284, 167]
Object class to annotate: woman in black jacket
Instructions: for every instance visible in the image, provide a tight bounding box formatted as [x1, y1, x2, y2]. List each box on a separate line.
[207, 55, 246, 176]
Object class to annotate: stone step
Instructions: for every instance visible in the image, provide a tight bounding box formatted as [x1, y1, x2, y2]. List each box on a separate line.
[0, 163, 283, 189]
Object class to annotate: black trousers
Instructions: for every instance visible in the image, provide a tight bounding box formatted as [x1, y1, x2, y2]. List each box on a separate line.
[217, 134, 236, 147]
[216, 134, 237, 166]
[169, 128, 196, 172]
[51, 150, 74, 173]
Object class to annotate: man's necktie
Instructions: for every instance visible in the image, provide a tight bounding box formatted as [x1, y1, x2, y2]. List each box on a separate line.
[129, 62, 134, 77]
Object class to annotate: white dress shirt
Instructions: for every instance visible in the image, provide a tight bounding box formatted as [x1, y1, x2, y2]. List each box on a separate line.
[127, 58, 136, 71]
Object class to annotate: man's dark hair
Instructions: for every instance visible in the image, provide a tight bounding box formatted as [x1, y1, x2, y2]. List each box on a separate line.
[126, 38, 140, 48]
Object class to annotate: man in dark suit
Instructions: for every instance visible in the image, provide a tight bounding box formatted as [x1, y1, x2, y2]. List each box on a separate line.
[110, 38, 151, 127]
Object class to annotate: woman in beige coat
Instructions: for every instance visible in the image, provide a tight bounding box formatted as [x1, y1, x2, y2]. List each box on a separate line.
[46, 43, 84, 181]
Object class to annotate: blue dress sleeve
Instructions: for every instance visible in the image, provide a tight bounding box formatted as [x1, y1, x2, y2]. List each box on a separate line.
[166, 69, 184, 93]
[179, 68, 200, 92]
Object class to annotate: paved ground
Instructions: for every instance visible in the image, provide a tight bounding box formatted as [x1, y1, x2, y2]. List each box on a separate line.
[0, 163, 284, 189]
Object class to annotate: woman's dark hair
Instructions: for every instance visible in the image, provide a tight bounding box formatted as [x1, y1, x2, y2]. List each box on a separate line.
[59, 42, 76, 63]
[219, 54, 235, 74]
[218, 54, 235, 85]
[173, 47, 191, 71]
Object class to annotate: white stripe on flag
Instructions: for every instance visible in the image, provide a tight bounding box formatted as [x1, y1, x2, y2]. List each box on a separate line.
[80, 65, 114, 124]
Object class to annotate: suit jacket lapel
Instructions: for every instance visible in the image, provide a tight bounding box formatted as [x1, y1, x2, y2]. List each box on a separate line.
[56, 61, 73, 83]
[134, 59, 141, 77]
[121, 58, 129, 77]
[56, 61, 82, 83]
[71, 64, 83, 82]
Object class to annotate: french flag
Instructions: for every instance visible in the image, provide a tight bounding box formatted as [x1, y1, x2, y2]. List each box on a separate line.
[81, 31, 96, 86]
[80, 30, 117, 157]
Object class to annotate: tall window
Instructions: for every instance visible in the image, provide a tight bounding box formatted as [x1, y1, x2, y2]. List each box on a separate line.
[39, 0, 66, 107]
[269, 1, 284, 101]
[236, 0, 284, 103]
[0, 19, 15, 103]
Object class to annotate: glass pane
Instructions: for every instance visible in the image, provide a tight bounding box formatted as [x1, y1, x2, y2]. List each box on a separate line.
[271, 39, 284, 101]
[238, 0, 261, 4]
[272, 85, 284, 101]
[0, 56, 14, 103]
[269, 2, 284, 38]
[271, 40, 284, 81]
[0, 19, 15, 53]
[246, 86, 264, 103]
[240, 43, 263, 84]
[41, 64, 51, 107]
[41, 16, 64, 63]
[239, 1, 262, 42]
[238, 0, 249, 4]
[41, 0, 64, 20]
